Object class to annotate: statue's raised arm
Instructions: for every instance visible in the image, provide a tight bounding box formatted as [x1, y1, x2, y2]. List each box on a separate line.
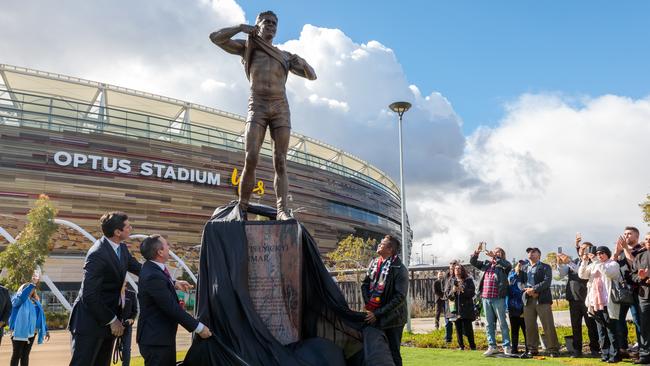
[209, 24, 255, 56]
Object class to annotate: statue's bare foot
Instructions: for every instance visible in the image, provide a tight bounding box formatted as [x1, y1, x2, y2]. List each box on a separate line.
[277, 210, 292, 221]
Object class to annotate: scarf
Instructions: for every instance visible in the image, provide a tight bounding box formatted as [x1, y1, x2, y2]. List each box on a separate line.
[242, 33, 289, 80]
[365, 255, 396, 311]
[590, 266, 607, 312]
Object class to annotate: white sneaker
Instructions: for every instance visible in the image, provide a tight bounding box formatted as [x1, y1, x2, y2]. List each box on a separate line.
[483, 346, 498, 356]
[503, 347, 513, 355]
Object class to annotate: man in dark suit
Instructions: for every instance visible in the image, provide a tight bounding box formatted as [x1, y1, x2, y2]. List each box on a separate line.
[518, 247, 560, 357]
[0, 283, 11, 346]
[137, 234, 211, 366]
[68, 212, 142, 366]
[632, 232, 650, 364]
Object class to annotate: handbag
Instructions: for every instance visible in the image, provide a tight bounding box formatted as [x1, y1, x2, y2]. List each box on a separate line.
[611, 268, 635, 305]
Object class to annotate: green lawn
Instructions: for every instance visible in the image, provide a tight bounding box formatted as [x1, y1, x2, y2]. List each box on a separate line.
[131, 348, 612, 366]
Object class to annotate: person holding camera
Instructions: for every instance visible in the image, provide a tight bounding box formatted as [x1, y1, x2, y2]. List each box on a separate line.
[557, 235, 600, 358]
[470, 243, 513, 356]
[579, 246, 623, 363]
[445, 264, 476, 350]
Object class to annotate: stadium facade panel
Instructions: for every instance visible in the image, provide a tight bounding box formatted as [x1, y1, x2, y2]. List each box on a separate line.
[0, 64, 408, 278]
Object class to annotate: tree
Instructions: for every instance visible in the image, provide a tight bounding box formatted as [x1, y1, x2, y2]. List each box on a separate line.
[326, 235, 376, 309]
[0, 194, 58, 290]
[642, 194, 650, 223]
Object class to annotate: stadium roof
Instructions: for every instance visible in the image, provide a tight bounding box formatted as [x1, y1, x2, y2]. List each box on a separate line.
[0, 64, 399, 196]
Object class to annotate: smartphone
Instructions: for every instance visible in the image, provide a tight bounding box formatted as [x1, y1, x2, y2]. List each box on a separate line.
[557, 246, 563, 254]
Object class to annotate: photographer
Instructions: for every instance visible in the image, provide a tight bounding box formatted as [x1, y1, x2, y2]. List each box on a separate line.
[579, 246, 622, 363]
[557, 235, 600, 357]
[470, 243, 512, 356]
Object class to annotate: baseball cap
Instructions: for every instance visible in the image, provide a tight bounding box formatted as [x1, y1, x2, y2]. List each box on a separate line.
[525, 247, 541, 254]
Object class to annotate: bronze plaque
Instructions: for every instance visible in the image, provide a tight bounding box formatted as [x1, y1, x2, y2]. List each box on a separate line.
[245, 221, 302, 345]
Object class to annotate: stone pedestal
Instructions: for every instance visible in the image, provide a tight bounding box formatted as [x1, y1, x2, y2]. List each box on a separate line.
[245, 221, 302, 345]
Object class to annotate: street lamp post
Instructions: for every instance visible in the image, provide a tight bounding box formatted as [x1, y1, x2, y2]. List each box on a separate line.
[389, 101, 411, 332]
[420, 242, 432, 264]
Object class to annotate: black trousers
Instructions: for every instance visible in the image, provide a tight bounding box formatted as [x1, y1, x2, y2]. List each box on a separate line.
[454, 318, 475, 349]
[384, 326, 404, 366]
[639, 297, 650, 360]
[139, 344, 177, 366]
[69, 332, 115, 366]
[434, 299, 445, 328]
[11, 336, 35, 366]
[593, 308, 620, 361]
[569, 300, 599, 353]
[509, 315, 526, 353]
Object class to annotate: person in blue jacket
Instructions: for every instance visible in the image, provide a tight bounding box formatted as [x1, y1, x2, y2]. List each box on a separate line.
[9, 273, 49, 366]
[507, 260, 527, 354]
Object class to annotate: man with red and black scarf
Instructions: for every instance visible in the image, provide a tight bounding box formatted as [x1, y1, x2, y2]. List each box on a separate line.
[362, 235, 409, 366]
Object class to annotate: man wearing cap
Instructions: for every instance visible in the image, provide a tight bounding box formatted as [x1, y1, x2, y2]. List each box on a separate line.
[557, 238, 600, 357]
[631, 232, 650, 364]
[518, 247, 560, 357]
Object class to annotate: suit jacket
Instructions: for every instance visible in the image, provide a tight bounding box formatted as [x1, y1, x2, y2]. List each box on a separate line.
[361, 256, 408, 329]
[0, 285, 11, 336]
[632, 249, 650, 300]
[137, 260, 198, 346]
[517, 261, 553, 304]
[68, 238, 141, 337]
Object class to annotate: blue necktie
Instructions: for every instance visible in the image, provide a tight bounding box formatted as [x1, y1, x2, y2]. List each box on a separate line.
[116, 245, 121, 259]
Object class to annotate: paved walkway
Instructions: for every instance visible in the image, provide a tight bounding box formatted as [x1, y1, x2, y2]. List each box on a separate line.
[0, 310, 629, 365]
[0, 328, 193, 365]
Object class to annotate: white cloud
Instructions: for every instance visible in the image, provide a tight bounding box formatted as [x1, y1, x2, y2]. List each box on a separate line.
[414, 94, 650, 264]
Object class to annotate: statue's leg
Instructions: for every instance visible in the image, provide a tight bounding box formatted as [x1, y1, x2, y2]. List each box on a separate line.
[270, 126, 290, 219]
[239, 122, 266, 211]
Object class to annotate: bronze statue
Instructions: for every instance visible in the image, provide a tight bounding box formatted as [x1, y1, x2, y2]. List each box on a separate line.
[210, 10, 316, 220]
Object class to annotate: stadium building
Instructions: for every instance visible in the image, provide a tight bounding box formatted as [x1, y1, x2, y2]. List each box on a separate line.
[0, 64, 410, 295]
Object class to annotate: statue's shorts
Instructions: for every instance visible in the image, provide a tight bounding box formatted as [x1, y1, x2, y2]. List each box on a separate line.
[246, 96, 291, 130]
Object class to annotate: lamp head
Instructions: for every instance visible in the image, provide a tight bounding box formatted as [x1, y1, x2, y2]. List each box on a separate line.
[389, 101, 412, 117]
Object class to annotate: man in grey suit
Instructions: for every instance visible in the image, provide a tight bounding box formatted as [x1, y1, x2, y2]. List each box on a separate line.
[68, 212, 142, 366]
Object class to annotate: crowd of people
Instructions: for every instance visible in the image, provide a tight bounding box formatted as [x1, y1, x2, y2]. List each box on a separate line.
[432, 226, 650, 364]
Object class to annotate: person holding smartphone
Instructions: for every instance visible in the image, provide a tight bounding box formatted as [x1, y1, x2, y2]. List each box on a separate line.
[470, 242, 513, 356]
[557, 235, 600, 357]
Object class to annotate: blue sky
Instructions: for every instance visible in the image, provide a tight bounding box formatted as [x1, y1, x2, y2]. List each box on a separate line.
[239, 0, 650, 134]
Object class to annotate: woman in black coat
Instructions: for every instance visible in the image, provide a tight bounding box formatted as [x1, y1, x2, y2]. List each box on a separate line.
[446, 264, 476, 350]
